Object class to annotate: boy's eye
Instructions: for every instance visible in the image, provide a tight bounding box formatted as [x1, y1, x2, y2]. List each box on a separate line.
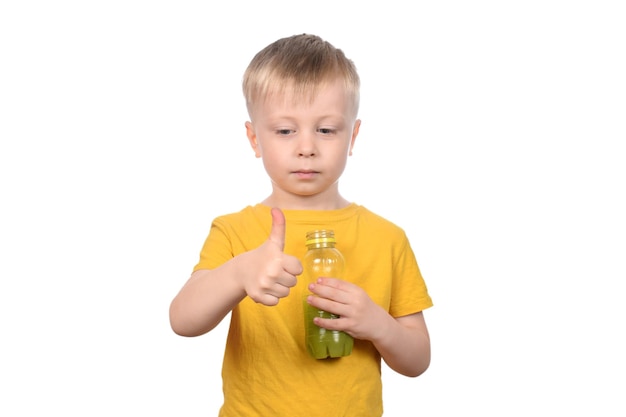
[276, 129, 293, 135]
[318, 128, 335, 135]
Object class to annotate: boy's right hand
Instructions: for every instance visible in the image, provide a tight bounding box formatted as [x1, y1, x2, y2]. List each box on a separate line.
[238, 207, 302, 306]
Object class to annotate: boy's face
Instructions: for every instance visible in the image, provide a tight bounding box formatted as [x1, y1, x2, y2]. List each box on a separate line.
[245, 79, 360, 209]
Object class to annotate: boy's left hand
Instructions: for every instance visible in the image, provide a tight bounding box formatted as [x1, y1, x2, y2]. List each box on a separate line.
[306, 277, 387, 342]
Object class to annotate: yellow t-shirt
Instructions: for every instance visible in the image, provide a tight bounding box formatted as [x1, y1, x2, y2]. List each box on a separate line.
[194, 203, 433, 417]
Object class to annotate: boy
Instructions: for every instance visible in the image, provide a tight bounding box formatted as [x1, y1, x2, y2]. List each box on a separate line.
[169, 33, 433, 417]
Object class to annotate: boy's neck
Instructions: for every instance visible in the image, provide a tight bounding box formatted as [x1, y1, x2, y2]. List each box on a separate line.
[261, 194, 351, 211]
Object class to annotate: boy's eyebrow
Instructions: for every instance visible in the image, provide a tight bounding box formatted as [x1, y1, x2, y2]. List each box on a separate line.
[266, 114, 348, 123]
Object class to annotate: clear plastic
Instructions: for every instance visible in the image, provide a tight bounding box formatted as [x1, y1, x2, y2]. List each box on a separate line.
[302, 230, 354, 359]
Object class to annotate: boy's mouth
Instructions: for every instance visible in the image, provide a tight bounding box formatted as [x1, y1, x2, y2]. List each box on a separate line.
[293, 170, 319, 179]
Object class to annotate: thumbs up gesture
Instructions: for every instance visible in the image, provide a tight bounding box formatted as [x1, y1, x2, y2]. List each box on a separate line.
[238, 208, 302, 306]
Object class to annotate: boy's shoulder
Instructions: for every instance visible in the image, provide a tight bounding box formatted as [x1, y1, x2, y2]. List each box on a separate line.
[352, 204, 407, 236]
[211, 205, 268, 227]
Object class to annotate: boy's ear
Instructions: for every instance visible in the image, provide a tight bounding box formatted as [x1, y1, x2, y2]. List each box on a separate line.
[245, 121, 261, 158]
[349, 119, 361, 156]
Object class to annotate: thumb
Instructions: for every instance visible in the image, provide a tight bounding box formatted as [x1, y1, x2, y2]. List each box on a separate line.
[268, 207, 286, 251]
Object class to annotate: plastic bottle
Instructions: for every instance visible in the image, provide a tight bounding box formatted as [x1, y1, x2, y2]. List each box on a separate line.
[302, 229, 354, 359]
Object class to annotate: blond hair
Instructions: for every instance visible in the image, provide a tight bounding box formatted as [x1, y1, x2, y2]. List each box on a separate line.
[242, 34, 360, 116]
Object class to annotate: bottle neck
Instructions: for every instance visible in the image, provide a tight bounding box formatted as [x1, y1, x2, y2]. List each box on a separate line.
[306, 242, 335, 249]
[305, 230, 337, 250]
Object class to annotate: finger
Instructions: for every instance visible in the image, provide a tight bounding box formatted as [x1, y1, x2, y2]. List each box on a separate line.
[269, 281, 293, 298]
[313, 316, 345, 331]
[282, 255, 303, 276]
[307, 295, 345, 317]
[315, 277, 347, 288]
[275, 270, 298, 288]
[309, 279, 350, 304]
[253, 293, 280, 306]
[268, 207, 286, 251]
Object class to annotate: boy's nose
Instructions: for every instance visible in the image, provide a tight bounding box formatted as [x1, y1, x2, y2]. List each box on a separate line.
[297, 135, 316, 157]
[298, 149, 316, 157]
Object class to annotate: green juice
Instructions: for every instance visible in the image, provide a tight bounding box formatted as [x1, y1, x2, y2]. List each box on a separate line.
[302, 229, 353, 359]
[303, 298, 354, 359]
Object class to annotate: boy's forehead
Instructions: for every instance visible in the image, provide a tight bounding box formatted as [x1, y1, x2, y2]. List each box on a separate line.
[271, 78, 343, 99]
[246, 75, 359, 120]
[250, 83, 356, 118]
[266, 78, 354, 105]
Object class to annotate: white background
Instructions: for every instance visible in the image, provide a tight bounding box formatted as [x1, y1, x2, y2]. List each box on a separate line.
[1, 1, 625, 416]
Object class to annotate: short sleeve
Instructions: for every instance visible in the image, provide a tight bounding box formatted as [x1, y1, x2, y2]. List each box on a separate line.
[193, 218, 235, 272]
[389, 234, 433, 317]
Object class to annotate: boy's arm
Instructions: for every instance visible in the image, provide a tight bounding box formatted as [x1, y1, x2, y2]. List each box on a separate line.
[169, 208, 302, 337]
[370, 311, 431, 377]
[169, 260, 246, 337]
